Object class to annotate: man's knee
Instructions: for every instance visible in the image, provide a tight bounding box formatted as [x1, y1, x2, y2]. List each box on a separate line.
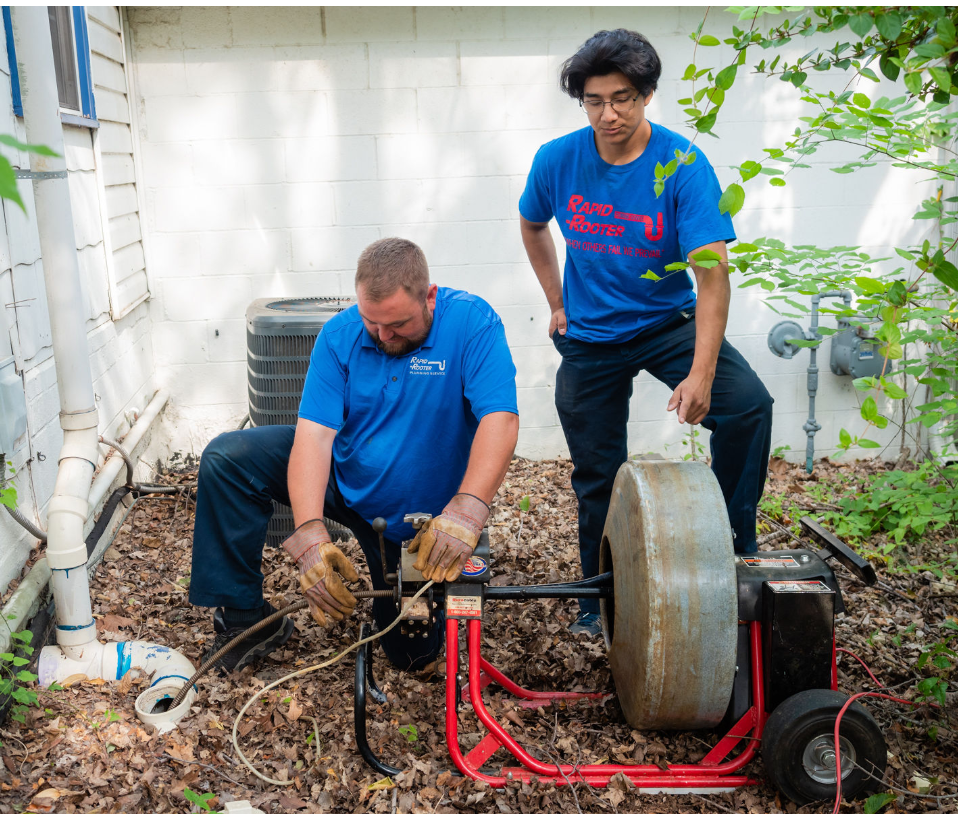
[198, 430, 250, 481]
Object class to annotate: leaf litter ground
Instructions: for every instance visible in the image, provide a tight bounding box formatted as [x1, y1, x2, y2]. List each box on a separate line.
[0, 457, 955, 814]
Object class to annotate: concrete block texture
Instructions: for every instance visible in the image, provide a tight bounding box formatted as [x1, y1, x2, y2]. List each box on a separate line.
[369, 42, 458, 89]
[230, 7, 325, 48]
[460, 40, 551, 86]
[415, 7, 504, 41]
[326, 7, 415, 43]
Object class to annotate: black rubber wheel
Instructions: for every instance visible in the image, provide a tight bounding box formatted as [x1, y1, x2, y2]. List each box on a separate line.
[762, 689, 886, 805]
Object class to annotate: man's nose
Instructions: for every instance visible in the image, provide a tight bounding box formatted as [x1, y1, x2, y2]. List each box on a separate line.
[601, 104, 619, 123]
[378, 325, 396, 341]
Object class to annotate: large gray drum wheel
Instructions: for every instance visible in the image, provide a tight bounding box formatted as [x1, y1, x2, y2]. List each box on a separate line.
[599, 459, 737, 730]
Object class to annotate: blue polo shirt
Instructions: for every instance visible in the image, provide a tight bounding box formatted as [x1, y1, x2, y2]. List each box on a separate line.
[519, 123, 735, 343]
[299, 287, 518, 540]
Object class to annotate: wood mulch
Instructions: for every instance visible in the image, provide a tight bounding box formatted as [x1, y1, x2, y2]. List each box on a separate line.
[0, 456, 954, 814]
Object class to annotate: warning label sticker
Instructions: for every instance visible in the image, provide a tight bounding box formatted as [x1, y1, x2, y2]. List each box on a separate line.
[446, 594, 482, 618]
[741, 556, 799, 568]
[767, 580, 832, 593]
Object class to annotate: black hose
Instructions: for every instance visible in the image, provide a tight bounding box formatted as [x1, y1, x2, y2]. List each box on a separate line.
[85, 485, 132, 558]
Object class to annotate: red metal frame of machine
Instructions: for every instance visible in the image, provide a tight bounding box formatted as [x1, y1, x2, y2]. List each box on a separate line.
[444, 618, 769, 790]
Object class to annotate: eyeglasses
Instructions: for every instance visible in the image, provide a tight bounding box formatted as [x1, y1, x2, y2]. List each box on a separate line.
[580, 94, 641, 115]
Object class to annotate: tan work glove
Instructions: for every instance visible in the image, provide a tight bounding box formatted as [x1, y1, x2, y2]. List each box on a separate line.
[408, 493, 489, 582]
[283, 519, 358, 626]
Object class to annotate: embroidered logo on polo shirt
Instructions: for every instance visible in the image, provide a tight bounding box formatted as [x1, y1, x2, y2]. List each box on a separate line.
[409, 356, 446, 376]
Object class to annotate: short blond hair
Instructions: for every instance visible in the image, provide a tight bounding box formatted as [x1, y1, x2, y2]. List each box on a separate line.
[355, 237, 429, 302]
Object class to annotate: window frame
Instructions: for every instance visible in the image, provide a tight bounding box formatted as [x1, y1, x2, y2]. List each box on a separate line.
[2, 5, 98, 128]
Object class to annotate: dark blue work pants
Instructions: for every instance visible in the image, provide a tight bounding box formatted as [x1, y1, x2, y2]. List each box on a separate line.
[554, 313, 773, 615]
[189, 425, 443, 671]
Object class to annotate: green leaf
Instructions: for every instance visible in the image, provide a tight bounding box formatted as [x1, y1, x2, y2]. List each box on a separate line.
[663, 262, 689, 272]
[715, 64, 738, 91]
[769, 177, 786, 187]
[0, 135, 59, 157]
[864, 792, 897, 814]
[696, 111, 717, 133]
[839, 428, 852, 448]
[879, 54, 900, 82]
[875, 12, 902, 41]
[938, 17, 957, 45]
[853, 376, 878, 392]
[739, 160, 762, 181]
[519, 495, 530, 513]
[858, 438, 881, 448]
[931, 257, 958, 290]
[682, 63, 697, 81]
[641, 270, 661, 281]
[790, 71, 807, 87]
[855, 276, 885, 294]
[14, 670, 37, 683]
[904, 71, 923, 96]
[0, 155, 25, 213]
[718, 182, 745, 216]
[882, 382, 907, 399]
[852, 92, 871, 110]
[731, 242, 758, 253]
[682, 150, 697, 165]
[929, 66, 953, 93]
[698, 35, 721, 46]
[861, 395, 878, 422]
[849, 12, 873, 38]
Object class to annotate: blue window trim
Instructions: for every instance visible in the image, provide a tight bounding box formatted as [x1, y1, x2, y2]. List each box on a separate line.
[72, 6, 95, 120]
[2, 5, 98, 125]
[1, 7, 21, 117]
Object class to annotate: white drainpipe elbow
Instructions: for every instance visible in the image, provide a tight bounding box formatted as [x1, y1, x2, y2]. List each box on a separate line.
[38, 640, 197, 733]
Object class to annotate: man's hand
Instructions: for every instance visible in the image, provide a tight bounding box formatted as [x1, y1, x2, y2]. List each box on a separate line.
[283, 519, 358, 626]
[667, 371, 714, 425]
[408, 494, 489, 582]
[550, 307, 568, 337]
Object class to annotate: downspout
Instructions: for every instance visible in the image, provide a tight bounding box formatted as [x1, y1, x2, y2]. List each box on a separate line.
[12, 8, 194, 730]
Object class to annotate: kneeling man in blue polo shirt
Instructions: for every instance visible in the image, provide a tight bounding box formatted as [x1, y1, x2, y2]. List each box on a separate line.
[189, 237, 519, 673]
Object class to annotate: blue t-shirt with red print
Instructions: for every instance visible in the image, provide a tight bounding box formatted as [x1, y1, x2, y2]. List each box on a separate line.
[519, 123, 735, 344]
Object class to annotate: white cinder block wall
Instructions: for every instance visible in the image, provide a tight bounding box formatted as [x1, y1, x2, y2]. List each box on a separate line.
[127, 6, 937, 464]
[0, 7, 157, 592]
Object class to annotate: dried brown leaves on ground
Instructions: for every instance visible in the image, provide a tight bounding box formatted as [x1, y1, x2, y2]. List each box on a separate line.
[0, 458, 955, 814]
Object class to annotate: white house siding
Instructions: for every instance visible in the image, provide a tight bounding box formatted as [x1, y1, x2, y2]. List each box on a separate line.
[127, 6, 936, 463]
[88, 5, 151, 318]
[0, 7, 157, 593]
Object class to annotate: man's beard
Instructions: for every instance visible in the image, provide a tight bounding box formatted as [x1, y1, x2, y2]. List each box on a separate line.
[369, 303, 433, 357]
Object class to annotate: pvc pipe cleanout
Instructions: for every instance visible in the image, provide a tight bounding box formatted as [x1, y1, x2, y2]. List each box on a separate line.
[11, 7, 194, 730]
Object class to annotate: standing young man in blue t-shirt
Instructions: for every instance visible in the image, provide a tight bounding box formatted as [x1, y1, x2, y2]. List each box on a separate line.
[190, 238, 519, 671]
[519, 29, 773, 637]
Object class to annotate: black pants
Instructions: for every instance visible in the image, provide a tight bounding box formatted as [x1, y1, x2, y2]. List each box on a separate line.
[189, 425, 443, 670]
[554, 313, 774, 615]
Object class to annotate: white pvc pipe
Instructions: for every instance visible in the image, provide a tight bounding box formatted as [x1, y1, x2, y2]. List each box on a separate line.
[12, 8, 195, 730]
[12, 6, 99, 655]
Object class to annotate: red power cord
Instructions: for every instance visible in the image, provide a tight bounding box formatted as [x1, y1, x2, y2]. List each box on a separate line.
[831, 651, 941, 813]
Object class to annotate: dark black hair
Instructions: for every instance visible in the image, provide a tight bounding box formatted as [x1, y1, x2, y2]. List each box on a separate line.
[559, 29, 661, 100]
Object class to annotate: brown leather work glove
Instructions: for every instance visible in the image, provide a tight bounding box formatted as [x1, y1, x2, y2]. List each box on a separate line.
[283, 519, 358, 626]
[407, 494, 489, 582]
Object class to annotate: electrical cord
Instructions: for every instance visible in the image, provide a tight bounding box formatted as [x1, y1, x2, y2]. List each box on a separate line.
[229, 580, 436, 786]
[831, 648, 943, 813]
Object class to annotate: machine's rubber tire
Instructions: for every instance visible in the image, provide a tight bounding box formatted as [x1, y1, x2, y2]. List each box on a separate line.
[599, 459, 737, 730]
[762, 688, 887, 805]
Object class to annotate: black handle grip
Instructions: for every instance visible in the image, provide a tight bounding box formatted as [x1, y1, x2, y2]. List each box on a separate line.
[800, 516, 877, 586]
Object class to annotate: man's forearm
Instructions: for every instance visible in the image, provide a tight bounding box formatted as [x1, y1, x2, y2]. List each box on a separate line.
[690, 244, 731, 380]
[520, 217, 564, 312]
[288, 420, 336, 527]
[457, 411, 520, 506]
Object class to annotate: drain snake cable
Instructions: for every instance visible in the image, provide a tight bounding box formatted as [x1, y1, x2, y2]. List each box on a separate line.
[169, 580, 437, 787]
